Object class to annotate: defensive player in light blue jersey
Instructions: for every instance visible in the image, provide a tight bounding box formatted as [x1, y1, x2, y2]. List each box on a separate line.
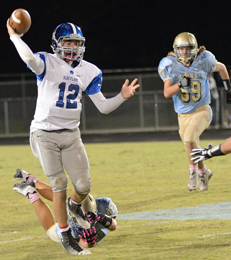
[158, 32, 230, 192]
[13, 169, 118, 249]
[6, 20, 139, 255]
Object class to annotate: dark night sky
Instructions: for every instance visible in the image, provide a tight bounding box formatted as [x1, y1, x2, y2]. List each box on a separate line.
[2, 1, 231, 74]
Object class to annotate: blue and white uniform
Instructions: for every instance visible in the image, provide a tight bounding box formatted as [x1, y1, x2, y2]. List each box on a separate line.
[30, 52, 102, 132]
[55, 197, 118, 243]
[9, 34, 126, 193]
[158, 50, 217, 114]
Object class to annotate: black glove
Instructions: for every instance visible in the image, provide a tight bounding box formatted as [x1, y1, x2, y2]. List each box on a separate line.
[86, 211, 112, 228]
[227, 91, 231, 105]
[190, 144, 213, 164]
[223, 80, 231, 104]
[178, 76, 191, 88]
[190, 144, 225, 163]
[86, 211, 100, 224]
[79, 225, 97, 245]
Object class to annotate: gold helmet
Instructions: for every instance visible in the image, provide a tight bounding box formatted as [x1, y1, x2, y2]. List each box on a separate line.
[82, 194, 97, 213]
[67, 194, 97, 228]
[173, 32, 198, 64]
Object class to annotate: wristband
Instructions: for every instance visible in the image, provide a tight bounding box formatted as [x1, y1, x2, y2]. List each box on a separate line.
[178, 82, 182, 88]
[208, 144, 225, 157]
[98, 213, 113, 228]
[223, 80, 231, 91]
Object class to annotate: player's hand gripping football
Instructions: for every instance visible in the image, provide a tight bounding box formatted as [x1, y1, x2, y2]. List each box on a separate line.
[121, 78, 140, 99]
[190, 144, 213, 163]
[6, 19, 17, 36]
[79, 226, 97, 245]
[6, 19, 24, 38]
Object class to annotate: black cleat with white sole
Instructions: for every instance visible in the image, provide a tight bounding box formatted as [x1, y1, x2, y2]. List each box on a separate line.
[14, 169, 30, 182]
[60, 229, 91, 255]
[66, 197, 90, 229]
[13, 181, 37, 197]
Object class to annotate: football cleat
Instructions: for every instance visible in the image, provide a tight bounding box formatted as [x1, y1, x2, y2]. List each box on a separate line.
[198, 169, 213, 191]
[13, 181, 37, 197]
[14, 169, 30, 182]
[66, 197, 90, 229]
[60, 229, 91, 255]
[187, 170, 198, 191]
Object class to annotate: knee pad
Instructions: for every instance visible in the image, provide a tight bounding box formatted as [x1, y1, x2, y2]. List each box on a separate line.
[74, 177, 91, 194]
[48, 173, 68, 192]
[47, 223, 60, 243]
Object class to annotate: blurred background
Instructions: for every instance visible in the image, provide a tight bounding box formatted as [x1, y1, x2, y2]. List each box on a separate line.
[1, 0, 231, 143]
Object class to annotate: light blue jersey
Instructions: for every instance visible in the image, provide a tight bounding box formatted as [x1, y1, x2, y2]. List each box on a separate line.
[158, 50, 217, 114]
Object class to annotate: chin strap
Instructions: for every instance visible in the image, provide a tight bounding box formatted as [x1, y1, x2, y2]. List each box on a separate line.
[71, 60, 79, 68]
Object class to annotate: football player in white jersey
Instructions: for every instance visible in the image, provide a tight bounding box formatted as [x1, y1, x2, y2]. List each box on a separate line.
[158, 32, 230, 192]
[6, 21, 139, 255]
[13, 169, 118, 249]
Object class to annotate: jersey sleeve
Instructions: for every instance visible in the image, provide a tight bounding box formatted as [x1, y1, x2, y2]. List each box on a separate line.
[199, 50, 217, 72]
[85, 70, 102, 95]
[89, 92, 126, 114]
[29, 52, 46, 81]
[10, 34, 45, 76]
[95, 223, 109, 242]
[94, 197, 118, 243]
[158, 56, 174, 82]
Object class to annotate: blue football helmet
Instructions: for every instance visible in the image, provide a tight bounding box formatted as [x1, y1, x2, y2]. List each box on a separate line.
[51, 22, 85, 64]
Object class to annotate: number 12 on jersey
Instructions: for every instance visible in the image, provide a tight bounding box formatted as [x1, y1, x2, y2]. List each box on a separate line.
[56, 82, 79, 109]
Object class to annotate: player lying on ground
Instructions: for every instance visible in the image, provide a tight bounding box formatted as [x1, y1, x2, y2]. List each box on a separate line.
[190, 139, 230, 163]
[13, 169, 117, 249]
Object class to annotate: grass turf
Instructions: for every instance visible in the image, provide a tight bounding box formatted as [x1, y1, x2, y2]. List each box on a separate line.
[1, 140, 231, 259]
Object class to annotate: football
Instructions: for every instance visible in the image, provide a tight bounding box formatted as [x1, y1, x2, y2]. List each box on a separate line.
[9, 8, 31, 35]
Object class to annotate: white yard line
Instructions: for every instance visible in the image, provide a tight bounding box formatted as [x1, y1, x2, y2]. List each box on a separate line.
[197, 232, 231, 238]
[0, 235, 46, 244]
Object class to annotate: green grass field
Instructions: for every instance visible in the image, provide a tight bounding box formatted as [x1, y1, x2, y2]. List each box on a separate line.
[1, 139, 231, 260]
